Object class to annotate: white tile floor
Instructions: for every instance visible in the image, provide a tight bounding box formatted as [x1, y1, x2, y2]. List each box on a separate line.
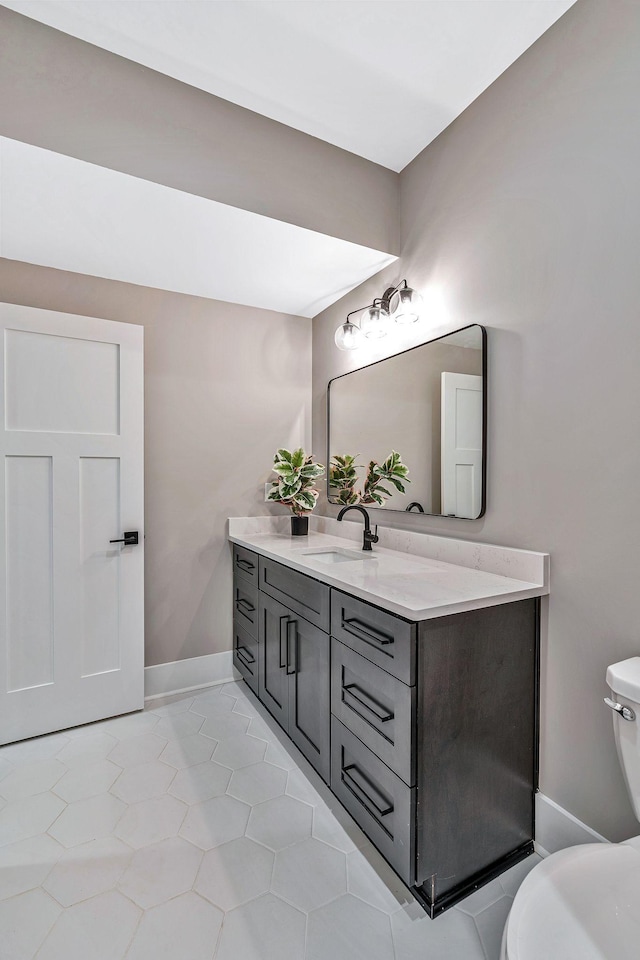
[0, 680, 541, 959]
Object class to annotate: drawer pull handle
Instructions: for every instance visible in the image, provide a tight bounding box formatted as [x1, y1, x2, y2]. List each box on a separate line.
[279, 615, 289, 669]
[343, 683, 393, 723]
[236, 597, 255, 614]
[236, 557, 255, 573]
[342, 616, 394, 648]
[342, 763, 393, 818]
[286, 620, 298, 675]
[235, 645, 255, 666]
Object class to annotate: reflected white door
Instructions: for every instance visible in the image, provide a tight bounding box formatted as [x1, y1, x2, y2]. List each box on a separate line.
[441, 372, 483, 519]
[0, 304, 144, 744]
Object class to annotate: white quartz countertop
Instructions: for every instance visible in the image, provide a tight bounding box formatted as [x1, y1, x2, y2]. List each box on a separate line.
[228, 517, 549, 622]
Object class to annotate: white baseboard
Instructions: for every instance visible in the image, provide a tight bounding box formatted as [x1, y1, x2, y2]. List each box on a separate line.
[535, 792, 608, 856]
[144, 651, 234, 700]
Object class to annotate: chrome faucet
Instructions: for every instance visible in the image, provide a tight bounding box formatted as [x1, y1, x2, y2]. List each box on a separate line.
[337, 505, 379, 552]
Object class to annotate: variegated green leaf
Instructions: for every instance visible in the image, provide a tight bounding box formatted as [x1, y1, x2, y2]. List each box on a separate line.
[300, 463, 324, 479]
[273, 462, 295, 477]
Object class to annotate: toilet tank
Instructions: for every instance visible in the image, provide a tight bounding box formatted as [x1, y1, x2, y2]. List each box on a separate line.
[607, 657, 640, 821]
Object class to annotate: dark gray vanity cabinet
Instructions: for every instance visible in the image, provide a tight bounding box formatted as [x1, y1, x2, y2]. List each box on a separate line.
[256, 568, 331, 784]
[232, 543, 539, 918]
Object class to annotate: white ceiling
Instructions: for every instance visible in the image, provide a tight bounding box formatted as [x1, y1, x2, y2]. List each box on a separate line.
[4, 0, 577, 172]
[0, 137, 396, 317]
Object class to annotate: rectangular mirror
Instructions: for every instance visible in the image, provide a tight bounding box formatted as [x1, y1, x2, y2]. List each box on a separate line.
[327, 324, 486, 519]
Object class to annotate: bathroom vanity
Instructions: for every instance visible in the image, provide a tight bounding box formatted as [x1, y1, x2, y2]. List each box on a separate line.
[229, 516, 549, 916]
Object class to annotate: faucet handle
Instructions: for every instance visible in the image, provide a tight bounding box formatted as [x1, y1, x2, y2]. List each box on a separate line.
[370, 525, 379, 544]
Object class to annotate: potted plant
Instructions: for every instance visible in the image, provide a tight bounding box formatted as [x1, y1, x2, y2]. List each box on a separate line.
[267, 448, 325, 536]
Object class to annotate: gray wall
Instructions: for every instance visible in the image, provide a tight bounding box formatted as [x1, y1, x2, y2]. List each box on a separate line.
[0, 258, 311, 668]
[0, 6, 398, 255]
[312, 0, 640, 840]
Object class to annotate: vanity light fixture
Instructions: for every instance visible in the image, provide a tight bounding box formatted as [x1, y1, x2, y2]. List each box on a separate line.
[333, 279, 422, 350]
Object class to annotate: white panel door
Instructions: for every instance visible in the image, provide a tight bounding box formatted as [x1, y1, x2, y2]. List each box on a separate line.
[441, 372, 483, 519]
[0, 303, 144, 744]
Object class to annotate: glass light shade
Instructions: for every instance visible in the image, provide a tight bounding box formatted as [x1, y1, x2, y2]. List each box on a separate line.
[360, 305, 390, 339]
[334, 319, 363, 351]
[393, 286, 423, 324]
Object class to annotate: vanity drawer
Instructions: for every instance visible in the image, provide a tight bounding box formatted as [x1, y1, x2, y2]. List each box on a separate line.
[331, 591, 416, 684]
[233, 619, 258, 694]
[331, 638, 415, 786]
[260, 557, 330, 632]
[331, 718, 415, 886]
[233, 545, 259, 585]
[233, 577, 258, 638]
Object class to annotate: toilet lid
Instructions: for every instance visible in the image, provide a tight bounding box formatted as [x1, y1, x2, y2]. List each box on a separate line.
[507, 843, 640, 960]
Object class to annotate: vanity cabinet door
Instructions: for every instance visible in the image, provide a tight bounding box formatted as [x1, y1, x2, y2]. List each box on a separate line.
[288, 617, 330, 784]
[258, 592, 290, 731]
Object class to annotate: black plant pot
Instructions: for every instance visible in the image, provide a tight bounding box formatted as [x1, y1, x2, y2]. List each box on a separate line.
[290, 515, 309, 537]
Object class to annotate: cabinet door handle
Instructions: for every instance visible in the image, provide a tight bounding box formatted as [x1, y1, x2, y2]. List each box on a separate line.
[279, 615, 289, 669]
[236, 597, 255, 614]
[236, 557, 255, 573]
[286, 620, 298, 675]
[342, 616, 394, 647]
[342, 763, 393, 818]
[343, 683, 393, 723]
[236, 645, 255, 667]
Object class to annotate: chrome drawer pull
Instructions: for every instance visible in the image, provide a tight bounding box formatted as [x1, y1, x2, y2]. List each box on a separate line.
[604, 697, 636, 721]
[342, 616, 394, 647]
[342, 763, 393, 818]
[343, 683, 393, 723]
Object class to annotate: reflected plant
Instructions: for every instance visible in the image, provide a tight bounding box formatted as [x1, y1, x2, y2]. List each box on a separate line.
[329, 451, 410, 507]
[267, 448, 325, 516]
[329, 454, 361, 506]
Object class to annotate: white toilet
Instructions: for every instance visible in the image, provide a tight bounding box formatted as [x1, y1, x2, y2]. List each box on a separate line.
[501, 657, 640, 960]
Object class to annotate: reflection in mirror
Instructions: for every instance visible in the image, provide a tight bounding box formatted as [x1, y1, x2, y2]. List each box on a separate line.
[327, 325, 486, 519]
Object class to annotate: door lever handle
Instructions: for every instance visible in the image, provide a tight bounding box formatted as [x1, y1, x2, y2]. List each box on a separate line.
[109, 531, 139, 546]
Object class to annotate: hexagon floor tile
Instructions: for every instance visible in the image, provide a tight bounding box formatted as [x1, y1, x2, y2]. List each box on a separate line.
[43, 837, 132, 907]
[118, 836, 203, 909]
[114, 795, 187, 849]
[125, 892, 223, 960]
[168, 760, 232, 804]
[180, 794, 251, 850]
[227, 761, 288, 805]
[271, 837, 347, 912]
[245, 794, 313, 851]
[0, 683, 529, 960]
[215, 893, 306, 960]
[195, 836, 274, 910]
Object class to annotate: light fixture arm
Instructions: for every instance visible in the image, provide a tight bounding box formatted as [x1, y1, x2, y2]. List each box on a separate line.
[380, 280, 409, 315]
[345, 301, 377, 324]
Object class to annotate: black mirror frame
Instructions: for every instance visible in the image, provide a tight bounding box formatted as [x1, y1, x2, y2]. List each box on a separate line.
[326, 323, 487, 520]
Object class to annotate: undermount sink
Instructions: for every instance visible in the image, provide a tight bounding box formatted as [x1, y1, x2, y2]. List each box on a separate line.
[301, 547, 369, 563]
